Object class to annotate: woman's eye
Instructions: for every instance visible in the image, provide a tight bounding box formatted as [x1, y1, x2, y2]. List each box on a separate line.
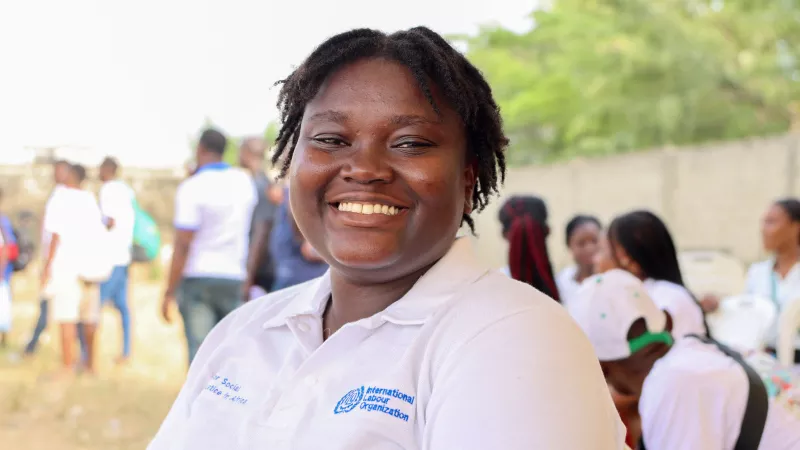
[395, 140, 432, 149]
[312, 137, 347, 146]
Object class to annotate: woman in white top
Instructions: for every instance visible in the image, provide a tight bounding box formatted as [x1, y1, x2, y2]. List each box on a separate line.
[149, 27, 626, 450]
[744, 199, 800, 362]
[593, 210, 707, 340]
[556, 215, 602, 307]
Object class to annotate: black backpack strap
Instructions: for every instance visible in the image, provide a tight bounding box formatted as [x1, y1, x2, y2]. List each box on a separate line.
[687, 334, 769, 450]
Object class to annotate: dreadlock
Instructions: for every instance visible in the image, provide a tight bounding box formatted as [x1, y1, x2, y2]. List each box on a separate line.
[608, 210, 710, 335]
[270, 27, 509, 231]
[498, 196, 560, 302]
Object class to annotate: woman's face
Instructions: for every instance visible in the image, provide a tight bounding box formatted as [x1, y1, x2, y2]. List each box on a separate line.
[568, 222, 601, 269]
[289, 58, 475, 282]
[762, 204, 798, 252]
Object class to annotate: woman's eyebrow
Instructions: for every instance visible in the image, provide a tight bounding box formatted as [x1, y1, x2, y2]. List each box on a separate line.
[389, 114, 439, 126]
[307, 110, 349, 124]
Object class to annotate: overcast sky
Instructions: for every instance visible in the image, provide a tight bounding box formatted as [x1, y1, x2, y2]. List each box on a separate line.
[0, 0, 533, 167]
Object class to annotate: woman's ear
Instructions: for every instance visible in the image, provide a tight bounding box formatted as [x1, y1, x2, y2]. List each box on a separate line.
[462, 162, 477, 215]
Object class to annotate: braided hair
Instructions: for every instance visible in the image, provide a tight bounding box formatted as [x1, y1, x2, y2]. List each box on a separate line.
[498, 196, 560, 301]
[270, 27, 509, 231]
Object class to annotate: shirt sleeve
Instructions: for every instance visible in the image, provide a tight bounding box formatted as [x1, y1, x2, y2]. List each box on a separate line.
[423, 307, 627, 450]
[43, 192, 65, 236]
[639, 368, 726, 450]
[173, 181, 200, 231]
[99, 184, 125, 221]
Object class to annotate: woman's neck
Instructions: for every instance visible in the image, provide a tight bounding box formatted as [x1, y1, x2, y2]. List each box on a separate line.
[774, 246, 800, 277]
[324, 263, 436, 338]
[574, 265, 594, 284]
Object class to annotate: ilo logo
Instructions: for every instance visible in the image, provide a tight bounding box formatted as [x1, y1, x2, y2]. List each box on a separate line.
[334, 386, 364, 414]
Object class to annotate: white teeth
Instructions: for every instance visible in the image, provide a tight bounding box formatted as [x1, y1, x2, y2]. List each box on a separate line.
[337, 202, 401, 216]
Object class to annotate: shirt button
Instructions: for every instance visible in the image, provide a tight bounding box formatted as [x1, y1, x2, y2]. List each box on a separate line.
[297, 323, 311, 333]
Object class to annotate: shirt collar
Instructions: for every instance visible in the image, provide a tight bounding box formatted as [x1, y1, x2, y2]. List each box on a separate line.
[261, 237, 488, 329]
[194, 161, 230, 174]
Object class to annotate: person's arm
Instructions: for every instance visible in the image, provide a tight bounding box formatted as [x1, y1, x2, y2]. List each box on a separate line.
[162, 183, 199, 322]
[99, 185, 117, 230]
[639, 370, 724, 450]
[423, 308, 626, 449]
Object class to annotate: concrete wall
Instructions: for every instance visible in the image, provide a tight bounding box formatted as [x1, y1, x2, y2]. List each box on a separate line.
[473, 134, 800, 271]
[1, 133, 797, 270]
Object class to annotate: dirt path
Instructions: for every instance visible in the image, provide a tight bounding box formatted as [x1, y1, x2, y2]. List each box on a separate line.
[0, 267, 187, 450]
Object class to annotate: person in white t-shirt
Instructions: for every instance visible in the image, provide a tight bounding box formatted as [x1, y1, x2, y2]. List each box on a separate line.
[24, 159, 72, 356]
[98, 157, 136, 364]
[149, 29, 625, 449]
[571, 269, 800, 449]
[41, 164, 106, 375]
[161, 129, 257, 364]
[557, 214, 602, 307]
[592, 210, 707, 340]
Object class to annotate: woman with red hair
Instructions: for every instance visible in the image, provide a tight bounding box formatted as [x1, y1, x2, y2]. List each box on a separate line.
[498, 196, 560, 302]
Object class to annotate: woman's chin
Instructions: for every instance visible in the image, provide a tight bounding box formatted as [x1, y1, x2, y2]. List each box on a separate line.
[327, 241, 403, 272]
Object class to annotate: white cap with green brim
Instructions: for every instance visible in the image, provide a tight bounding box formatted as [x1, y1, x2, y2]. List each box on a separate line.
[569, 269, 674, 361]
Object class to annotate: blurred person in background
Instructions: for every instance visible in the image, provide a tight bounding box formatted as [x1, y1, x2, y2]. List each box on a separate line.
[268, 181, 327, 291]
[41, 163, 105, 375]
[161, 128, 257, 364]
[572, 269, 800, 449]
[703, 198, 800, 363]
[98, 157, 136, 364]
[0, 198, 10, 348]
[557, 214, 602, 306]
[238, 137, 278, 300]
[24, 159, 72, 356]
[497, 195, 560, 302]
[593, 210, 707, 340]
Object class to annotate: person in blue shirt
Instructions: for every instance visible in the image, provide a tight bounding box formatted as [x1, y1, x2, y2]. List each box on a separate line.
[268, 185, 328, 291]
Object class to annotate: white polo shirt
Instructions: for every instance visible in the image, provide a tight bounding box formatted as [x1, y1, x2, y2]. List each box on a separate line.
[639, 338, 800, 449]
[99, 179, 136, 267]
[556, 265, 581, 307]
[745, 259, 800, 349]
[41, 184, 66, 262]
[149, 238, 626, 450]
[643, 278, 707, 339]
[43, 187, 106, 274]
[173, 163, 256, 280]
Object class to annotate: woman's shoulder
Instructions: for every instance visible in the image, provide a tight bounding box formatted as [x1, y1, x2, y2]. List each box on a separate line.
[432, 271, 586, 349]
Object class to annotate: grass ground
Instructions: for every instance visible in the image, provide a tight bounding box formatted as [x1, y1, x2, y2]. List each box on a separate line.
[0, 265, 186, 450]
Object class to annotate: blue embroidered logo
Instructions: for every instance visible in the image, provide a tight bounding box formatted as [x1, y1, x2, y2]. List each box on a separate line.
[334, 386, 364, 414]
[334, 385, 414, 422]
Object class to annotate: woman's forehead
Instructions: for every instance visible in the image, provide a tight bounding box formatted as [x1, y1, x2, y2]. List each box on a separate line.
[304, 58, 455, 124]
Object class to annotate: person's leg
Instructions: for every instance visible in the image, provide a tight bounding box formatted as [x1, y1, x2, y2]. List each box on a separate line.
[212, 278, 244, 324]
[76, 322, 87, 363]
[114, 266, 131, 361]
[59, 322, 77, 370]
[24, 298, 49, 354]
[177, 278, 217, 365]
[78, 282, 100, 374]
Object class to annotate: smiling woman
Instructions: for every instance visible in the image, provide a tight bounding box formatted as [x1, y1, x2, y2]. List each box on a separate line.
[148, 27, 626, 450]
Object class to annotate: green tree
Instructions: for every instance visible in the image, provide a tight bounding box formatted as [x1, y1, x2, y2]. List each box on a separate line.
[456, 0, 800, 164]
